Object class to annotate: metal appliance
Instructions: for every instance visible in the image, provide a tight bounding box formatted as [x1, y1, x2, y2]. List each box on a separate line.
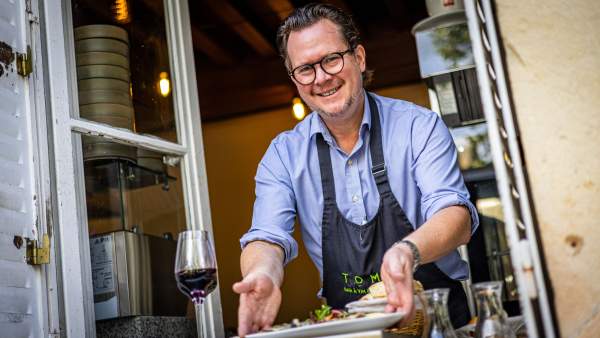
[90, 230, 187, 320]
[412, 7, 484, 127]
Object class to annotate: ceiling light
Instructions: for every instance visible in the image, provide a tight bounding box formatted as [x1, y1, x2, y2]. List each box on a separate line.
[158, 72, 170, 97]
[113, 0, 131, 24]
[292, 97, 306, 120]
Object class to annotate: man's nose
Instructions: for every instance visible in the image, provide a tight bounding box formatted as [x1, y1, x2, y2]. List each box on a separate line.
[313, 64, 333, 84]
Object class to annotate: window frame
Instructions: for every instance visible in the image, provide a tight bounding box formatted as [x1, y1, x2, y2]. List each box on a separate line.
[41, 0, 224, 336]
[464, 0, 558, 337]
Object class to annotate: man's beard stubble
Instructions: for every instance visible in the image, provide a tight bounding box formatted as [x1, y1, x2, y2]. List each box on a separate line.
[309, 87, 363, 121]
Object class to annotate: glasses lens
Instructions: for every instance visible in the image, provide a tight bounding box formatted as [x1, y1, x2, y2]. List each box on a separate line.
[293, 65, 315, 85]
[321, 54, 344, 75]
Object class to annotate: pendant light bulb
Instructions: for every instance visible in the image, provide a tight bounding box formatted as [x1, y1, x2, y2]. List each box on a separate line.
[292, 97, 306, 120]
[158, 71, 170, 97]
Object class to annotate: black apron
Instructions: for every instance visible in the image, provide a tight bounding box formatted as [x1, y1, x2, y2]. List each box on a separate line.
[318, 93, 470, 328]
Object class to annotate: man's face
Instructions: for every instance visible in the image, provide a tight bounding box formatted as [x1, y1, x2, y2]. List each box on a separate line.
[286, 19, 366, 121]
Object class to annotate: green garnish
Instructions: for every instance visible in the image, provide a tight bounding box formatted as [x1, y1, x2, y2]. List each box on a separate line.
[313, 304, 332, 321]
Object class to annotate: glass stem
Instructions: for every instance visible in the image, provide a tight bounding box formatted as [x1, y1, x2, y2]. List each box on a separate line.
[194, 300, 204, 338]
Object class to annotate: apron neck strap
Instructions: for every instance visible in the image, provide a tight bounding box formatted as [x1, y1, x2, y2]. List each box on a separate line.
[315, 92, 392, 203]
[366, 93, 390, 190]
[316, 133, 337, 206]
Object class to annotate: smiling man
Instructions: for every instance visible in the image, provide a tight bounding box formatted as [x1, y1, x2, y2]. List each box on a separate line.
[233, 3, 479, 337]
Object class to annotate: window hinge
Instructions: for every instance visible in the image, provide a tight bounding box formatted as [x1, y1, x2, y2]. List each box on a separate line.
[17, 45, 33, 77]
[26, 234, 50, 265]
[517, 239, 538, 299]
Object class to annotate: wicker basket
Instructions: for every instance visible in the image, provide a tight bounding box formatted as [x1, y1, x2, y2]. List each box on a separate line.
[385, 280, 425, 336]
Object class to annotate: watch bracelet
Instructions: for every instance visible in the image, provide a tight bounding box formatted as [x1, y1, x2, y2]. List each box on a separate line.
[393, 239, 421, 273]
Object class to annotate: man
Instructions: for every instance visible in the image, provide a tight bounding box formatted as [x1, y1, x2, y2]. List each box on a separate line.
[233, 4, 478, 336]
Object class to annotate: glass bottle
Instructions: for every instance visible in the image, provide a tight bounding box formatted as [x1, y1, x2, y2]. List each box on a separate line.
[422, 288, 457, 338]
[473, 281, 515, 338]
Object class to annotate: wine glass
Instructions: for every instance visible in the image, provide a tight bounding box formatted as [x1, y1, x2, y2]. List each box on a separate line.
[175, 230, 218, 338]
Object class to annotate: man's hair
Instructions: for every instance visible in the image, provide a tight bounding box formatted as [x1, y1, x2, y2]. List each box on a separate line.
[275, 3, 373, 85]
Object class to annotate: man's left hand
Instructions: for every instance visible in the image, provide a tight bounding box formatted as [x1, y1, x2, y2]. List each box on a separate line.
[380, 243, 416, 326]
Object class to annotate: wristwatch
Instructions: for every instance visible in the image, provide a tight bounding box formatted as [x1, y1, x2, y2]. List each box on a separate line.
[393, 240, 421, 273]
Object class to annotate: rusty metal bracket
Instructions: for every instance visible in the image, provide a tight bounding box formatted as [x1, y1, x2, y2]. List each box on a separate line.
[16, 45, 32, 77]
[26, 234, 50, 265]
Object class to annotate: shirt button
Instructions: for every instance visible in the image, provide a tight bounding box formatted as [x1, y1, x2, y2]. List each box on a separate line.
[352, 195, 359, 203]
[348, 159, 353, 166]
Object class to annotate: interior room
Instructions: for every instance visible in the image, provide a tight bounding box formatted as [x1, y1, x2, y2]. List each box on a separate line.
[72, 0, 517, 335]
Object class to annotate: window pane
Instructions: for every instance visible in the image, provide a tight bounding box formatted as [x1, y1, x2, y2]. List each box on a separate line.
[78, 137, 192, 324]
[72, 0, 178, 143]
[82, 140, 186, 238]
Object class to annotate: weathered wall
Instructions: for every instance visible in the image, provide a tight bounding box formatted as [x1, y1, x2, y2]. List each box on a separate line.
[496, 1, 600, 337]
[202, 83, 429, 331]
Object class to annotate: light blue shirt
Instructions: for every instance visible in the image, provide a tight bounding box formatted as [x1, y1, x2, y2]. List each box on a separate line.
[241, 92, 479, 281]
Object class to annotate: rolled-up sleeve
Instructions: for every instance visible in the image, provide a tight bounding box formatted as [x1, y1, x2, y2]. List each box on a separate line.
[410, 110, 479, 233]
[240, 140, 298, 265]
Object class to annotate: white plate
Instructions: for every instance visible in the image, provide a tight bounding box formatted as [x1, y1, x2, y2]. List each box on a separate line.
[345, 296, 422, 310]
[241, 312, 404, 338]
[345, 298, 388, 308]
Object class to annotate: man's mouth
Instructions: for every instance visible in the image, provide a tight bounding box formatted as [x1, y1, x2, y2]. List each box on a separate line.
[317, 85, 341, 97]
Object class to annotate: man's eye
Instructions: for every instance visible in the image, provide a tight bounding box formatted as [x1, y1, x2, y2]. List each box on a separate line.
[296, 66, 313, 75]
[323, 55, 341, 66]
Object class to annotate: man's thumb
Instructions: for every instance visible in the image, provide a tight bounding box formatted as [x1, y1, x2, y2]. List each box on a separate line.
[232, 278, 255, 294]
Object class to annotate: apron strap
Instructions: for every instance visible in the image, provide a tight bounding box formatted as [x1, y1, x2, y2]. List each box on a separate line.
[316, 134, 337, 207]
[367, 93, 393, 196]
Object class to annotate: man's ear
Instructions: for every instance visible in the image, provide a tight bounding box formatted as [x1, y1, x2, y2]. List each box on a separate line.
[354, 44, 366, 72]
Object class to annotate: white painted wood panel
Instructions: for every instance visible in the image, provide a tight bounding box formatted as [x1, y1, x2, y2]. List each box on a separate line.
[0, 0, 46, 337]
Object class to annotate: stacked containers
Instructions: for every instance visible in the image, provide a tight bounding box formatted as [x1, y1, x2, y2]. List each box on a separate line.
[74, 24, 137, 163]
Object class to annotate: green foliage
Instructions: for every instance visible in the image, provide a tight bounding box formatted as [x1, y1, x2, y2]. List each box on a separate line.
[313, 304, 332, 321]
[432, 24, 471, 67]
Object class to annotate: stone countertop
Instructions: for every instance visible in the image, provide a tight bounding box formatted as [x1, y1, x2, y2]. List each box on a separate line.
[96, 316, 196, 338]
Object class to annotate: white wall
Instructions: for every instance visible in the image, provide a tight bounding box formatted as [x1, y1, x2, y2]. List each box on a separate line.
[496, 1, 600, 337]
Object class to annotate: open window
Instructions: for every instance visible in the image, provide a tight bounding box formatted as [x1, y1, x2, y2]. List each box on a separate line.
[41, 0, 224, 336]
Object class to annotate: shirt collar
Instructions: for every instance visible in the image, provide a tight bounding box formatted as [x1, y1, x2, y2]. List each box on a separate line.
[308, 90, 372, 144]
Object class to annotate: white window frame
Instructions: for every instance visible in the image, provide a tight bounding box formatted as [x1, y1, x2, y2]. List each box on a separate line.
[465, 1, 558, 337]
[41, 0, 224, 337]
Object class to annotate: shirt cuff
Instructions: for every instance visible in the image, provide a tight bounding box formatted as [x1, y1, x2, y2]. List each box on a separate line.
[424, 194, 480, 234]
[240, 229, 298, 265]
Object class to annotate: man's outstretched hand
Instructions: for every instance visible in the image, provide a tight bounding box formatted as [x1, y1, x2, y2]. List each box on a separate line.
[233, 272, 282, 337]
[380, 243, 416, 327]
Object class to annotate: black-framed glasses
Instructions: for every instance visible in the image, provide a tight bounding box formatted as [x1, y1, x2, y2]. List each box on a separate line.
[289, 48, 354, 85]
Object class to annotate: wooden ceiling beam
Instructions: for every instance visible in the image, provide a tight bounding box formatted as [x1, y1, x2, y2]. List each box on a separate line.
[204, 0, 276, 57]
[191, 27, 236, 65]
[262, 0, 294, 21]
[198, 84, 295, 121]
[138, 0, 234, 65]
[195, 31, 421, 121]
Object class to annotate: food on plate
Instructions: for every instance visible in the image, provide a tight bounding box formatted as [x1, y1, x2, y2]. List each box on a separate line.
[260, 282, 414, 334]
[359, 280, 386, 301]
[350, 280, 426, 336]
[261, 303, 389, 333]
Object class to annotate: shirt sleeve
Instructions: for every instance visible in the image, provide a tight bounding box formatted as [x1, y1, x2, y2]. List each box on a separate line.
[410, 109, 480, 233]
[240, 139, 299, 265]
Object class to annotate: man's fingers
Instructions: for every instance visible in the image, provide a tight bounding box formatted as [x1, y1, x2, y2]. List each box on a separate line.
[237, 299, 252, 338]
[233, 279, 256, 294]
[381, 263, 401, 305]
[386, 253, 408, 279]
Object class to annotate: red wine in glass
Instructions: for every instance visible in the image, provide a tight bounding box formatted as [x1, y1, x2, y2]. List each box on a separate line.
[174, 230, 217, 338]
[175, 268, 217, 303]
